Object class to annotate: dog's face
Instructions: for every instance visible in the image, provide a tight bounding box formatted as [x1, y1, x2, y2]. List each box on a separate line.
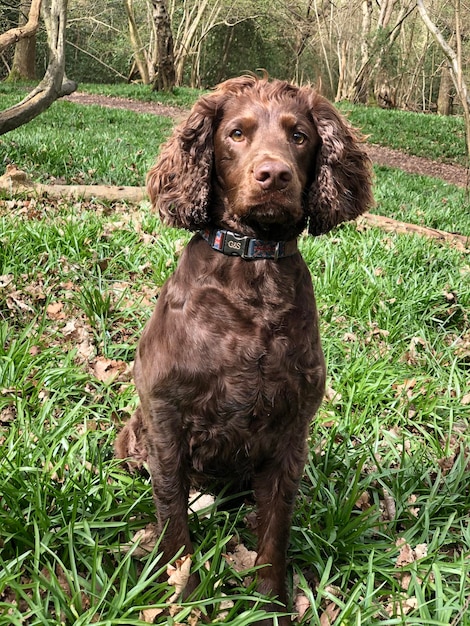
[147, 76, 373, 236]
[212, 94, 320, 235]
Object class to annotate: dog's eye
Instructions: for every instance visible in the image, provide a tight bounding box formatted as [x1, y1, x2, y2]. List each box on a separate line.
[229, 129, 244, 142]
[292, 131, 307, 145]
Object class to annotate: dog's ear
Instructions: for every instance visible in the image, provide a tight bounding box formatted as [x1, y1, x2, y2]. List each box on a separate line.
[147, 96, 220, 231]
[306, 93, 373, 236]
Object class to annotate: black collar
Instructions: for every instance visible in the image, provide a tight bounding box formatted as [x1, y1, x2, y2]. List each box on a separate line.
[199, 228, 298, 260]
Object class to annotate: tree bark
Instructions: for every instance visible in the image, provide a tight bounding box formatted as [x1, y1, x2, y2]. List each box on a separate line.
[124, 0, 150, 84]
[437, 64, 454, 115]
[0, 0, 76, 136]
[151, 0, 176, 91]
[0, 0, 42, 54]
[10, 0, 38, 80]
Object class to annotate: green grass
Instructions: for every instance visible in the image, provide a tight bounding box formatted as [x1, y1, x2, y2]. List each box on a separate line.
[1, 194, 469, 625]
[373, 167, 470, 236]
[339, 103, 467, 167]
[1, 81, 469, 625]
[0, 99, 173, 186]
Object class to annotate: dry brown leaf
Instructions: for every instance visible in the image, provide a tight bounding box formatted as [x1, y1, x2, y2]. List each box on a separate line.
[393, 378, 417, 400]
[188, 491, 215, 517]
[395, 539, 428, 589]
[355, 491, 371, 511]
[403, 336, 428, 365]
[225, 543, 257, 572]
[140, 607, 163, 623]
[319, 601, 340, 625]
[294, 593, 311, 619]
[7, 291, 34, 312]
[381, 487, 396, 521]
[407, 494, 419, 518]
[0, 274, 14, 288]
[0, 405, 16, 423]
[123, 523, 160, 557]
[385, 595, 418, 617]
[187, 608, 202, 625]
[324, 385, 342, 405]
[395, 539, 415, 567]
[167, 554, 192, 602]
[92, 357, 128, 383]
[46, 301, 65, 320]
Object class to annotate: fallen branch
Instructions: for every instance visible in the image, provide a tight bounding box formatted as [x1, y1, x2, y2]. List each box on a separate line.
[0, 165, 146, 203]
[1, 165, 468, 251]
[359, 213, 469, 251]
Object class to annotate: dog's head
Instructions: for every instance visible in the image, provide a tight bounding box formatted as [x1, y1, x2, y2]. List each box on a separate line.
[147, 75, 373, 237]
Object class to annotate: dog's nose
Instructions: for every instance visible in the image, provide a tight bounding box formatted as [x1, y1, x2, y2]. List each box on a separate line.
[254, 161, 293, 190]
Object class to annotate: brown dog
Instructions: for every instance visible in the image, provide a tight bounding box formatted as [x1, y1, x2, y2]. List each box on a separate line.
[116, 75, 373, 624]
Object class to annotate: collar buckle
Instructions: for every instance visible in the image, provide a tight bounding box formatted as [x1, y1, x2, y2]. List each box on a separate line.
[222, 231, 251, 258]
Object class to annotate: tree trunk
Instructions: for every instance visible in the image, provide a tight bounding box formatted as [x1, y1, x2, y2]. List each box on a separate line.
[124, 0, 150, 84]
[0, 0, 41, 54]
[0, 0, 76, 136]
[151, 0, 176, 91]
[437, 64, 454, 115]
[10, 0, 37, 80]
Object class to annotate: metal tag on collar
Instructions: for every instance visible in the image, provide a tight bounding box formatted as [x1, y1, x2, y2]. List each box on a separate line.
[222, 231, 251, 257]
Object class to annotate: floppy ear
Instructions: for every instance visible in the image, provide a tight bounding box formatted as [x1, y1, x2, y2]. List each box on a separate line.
[146, 97, 219, 231]
[306, 93, 374, 236]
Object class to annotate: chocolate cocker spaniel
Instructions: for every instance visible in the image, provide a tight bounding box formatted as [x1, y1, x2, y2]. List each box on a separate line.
[116, 75, 373, 624]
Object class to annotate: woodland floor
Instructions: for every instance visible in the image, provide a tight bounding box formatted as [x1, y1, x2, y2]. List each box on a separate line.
[66, 91, 468, 189]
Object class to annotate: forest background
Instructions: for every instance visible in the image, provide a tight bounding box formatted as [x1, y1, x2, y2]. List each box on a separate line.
[1, 0, 468, 115]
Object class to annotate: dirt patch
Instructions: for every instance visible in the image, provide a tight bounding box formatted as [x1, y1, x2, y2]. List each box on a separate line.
[64, 92, 186, 122]
[366, 144, 468, 189]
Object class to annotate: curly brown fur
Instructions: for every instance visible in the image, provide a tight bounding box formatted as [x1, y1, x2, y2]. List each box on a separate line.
[118, 75, 373, 625]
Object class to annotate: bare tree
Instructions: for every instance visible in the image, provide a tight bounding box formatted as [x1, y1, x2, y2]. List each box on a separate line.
[0, 0, 42, 54]
[124, 0, 151, 84]
[10, 0, 38, 80]
[151, 0, 176, 90]
[0, 0, 76, 135]
[416, 0, 470, 159]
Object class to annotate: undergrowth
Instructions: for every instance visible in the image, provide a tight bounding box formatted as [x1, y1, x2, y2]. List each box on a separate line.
[1, 195, 469, 625]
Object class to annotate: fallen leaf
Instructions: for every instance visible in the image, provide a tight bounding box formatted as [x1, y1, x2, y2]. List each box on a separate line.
[225, 543, 257, 572]
[188, 491, 215, 517]
[319, 601, 340, 625]
[46, 301, 65, 320]
[355, 491, 371, 511]
[140, 607, 162, 623]
[167, 554, 192, 602]
[0, 274, 14, 288]
[407, 494, 419, 518]
[324, 385, 342, 405]
[395, 539, 415, 567]
[122, 523, 160, 557]
[381, 487, 396, 521]
[385, 595, 418, 616]
[92, 357, 128, 383]
[294, 593, 311, 619]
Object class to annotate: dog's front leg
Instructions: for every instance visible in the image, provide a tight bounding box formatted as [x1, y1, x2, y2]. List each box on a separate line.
[146, 415, 199, 598]
[252, 453, 305, 626]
